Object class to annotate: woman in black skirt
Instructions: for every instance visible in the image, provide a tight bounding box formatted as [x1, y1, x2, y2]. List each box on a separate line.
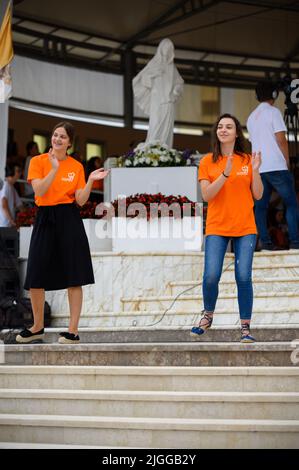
[16, 122, 109, 344]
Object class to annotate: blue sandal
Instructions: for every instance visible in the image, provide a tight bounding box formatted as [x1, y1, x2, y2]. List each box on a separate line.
[190, 310, 213, 339]
[240, 323, 256, 343]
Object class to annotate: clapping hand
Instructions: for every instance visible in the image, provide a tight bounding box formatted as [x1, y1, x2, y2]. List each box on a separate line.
[88, 168, 110, 182]
[48, 148, 59, 170]
[224, 155, 234, 176]
[252, 152, 262, 171]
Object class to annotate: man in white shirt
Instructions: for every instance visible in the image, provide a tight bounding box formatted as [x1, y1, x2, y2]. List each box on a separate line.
[0, 164, 22, 227]
[247, 81, 299, 250]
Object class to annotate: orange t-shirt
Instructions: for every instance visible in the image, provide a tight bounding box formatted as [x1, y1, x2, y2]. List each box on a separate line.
[28, 153, 86, 206]
[199, 153, 257, 236]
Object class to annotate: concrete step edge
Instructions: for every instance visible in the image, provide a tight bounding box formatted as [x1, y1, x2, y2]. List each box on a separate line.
[0, 442, 119, 448]
[2, 342, 295, 352]
[50, 312, 299, 321]
[170, 277, 299, 286]
[49, 309, 299, 317]
[1, 414, 299, 431]
[1, 365, 298, 375]
[2, 325, 299, 333]
[121, 291, 299, 302]
[1, 389, 299, 402]
[227, 263, 299, 270]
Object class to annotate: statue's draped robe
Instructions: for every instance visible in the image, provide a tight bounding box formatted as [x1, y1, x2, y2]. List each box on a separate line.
[133, 39, 184, 148]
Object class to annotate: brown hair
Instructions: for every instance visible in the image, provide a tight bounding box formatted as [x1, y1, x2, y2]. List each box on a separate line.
[52, 121, 75, 148]
[211, 113, 249, 163]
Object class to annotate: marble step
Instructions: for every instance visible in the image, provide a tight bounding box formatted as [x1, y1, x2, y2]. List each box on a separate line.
[0, 442, 113, 449]
[35, 326, 299, 343]
[191, 263, 299, 282]
[121, 292, 299, 313]
[2, 326, 298, 344]
[169, 277, 299, 296]
[49, 309, 299, 328]
[0, 414, 298, 448]
[186, 250, 299, 265]
[198, 251, 299, 267]
[2, 342, 296, 366]
[248, 251, 299, 264]
[1, 389, 299, 421]
[1, 366, 298, 392]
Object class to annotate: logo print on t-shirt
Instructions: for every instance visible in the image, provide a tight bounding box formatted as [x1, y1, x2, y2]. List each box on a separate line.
[237, 166, 248, 176]
[62, 172, 75, 182]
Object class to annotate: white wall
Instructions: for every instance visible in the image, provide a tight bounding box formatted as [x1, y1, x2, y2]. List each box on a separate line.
[11, 55, 124, 115]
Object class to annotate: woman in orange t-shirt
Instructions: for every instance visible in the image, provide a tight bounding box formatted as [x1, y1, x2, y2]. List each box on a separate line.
[190, 114, 263, 343]
[16, 121, 109, 345]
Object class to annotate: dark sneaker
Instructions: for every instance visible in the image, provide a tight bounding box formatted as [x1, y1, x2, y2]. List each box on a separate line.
[58, 332, 80, 344]
[16, 328, 45, 344]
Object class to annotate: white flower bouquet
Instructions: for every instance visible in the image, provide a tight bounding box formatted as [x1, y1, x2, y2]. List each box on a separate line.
[120, 141, 198, 168]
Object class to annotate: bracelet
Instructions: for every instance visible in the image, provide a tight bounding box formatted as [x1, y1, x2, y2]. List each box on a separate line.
[222, 171, 229, 178]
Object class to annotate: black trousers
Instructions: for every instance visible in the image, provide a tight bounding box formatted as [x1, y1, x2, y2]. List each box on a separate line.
[24, 203, 95, 291]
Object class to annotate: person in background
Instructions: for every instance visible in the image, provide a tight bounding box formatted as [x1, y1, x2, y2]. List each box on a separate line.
[247, 80, 299, 250]
[86, 156, 104, 202]
[23, 141, 40, 200]
[0, 164, 22, 227]
[268, 208, 289, 250]
[16, 122, 109, 345]
[190, 114, 263, 343]
[70, 151, 84, 165]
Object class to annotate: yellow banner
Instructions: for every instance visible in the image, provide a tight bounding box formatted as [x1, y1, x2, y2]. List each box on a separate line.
[0, 1, 13, 70]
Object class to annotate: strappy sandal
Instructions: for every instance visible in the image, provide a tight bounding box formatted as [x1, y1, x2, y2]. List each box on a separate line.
[190, 310, 213, 338]
[240, 323, 256, 343]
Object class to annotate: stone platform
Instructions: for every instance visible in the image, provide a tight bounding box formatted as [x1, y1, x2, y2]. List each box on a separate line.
[2, 249, 298, 448]
[0, 366, 299, 448]
[17, 250, 299, 329]
[2, 341, 297, 367]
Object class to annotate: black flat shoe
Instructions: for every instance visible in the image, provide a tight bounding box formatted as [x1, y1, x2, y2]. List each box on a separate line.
[16, 328, 45, 344]
[58, 332, 80, 344]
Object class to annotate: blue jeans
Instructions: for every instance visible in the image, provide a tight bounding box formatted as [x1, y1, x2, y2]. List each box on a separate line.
[203, 234, 256, 320]
[255, 170, 299, 245]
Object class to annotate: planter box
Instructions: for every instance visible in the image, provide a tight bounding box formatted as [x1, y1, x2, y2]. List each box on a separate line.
[19, 226, 33, 259]
[19, 220, 112, 259]
[19, 216, 203, 257]
[105, 167, 201, 202]
[82, 219, 112, 252]
[111, 216, 203, 252]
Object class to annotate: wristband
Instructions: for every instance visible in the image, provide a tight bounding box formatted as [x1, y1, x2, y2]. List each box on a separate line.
[222, 171, 229, 178]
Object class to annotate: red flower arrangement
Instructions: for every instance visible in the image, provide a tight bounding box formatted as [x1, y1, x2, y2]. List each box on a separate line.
[16, 202, 99, 228]
[16, 207, 38, 228]
[77, 201, 99, 219]
[16, 194, 199, 227]
[109, 193, 198, 220]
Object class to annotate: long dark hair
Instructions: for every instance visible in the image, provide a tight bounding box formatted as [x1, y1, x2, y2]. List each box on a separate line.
[52, 121, 75, 148]
[211, 113, 249, 163]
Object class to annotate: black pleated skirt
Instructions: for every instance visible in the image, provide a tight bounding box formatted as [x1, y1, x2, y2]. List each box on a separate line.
[24, 203, 95, 291]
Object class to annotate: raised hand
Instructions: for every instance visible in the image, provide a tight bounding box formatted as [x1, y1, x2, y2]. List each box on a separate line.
[224, 155, 234, 176]
[251, 151, 262, 171]
[48, 148, 59, 170]
[88, 168, 110, 182]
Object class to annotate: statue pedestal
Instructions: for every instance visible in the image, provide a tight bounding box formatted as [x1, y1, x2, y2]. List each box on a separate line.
[104, 167, 201, 202]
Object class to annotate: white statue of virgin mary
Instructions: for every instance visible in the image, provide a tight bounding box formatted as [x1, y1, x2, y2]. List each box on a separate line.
[133, 38, 184, 148]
